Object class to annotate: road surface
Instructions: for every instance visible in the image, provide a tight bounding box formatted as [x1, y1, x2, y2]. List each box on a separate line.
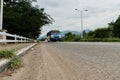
[1, 42, 120, 80]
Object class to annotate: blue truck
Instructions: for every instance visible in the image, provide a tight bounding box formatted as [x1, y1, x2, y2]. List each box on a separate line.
[47, 30, 61, 42]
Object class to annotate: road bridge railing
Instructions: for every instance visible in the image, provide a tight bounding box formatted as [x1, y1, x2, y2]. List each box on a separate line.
[0, 31, 35, 43]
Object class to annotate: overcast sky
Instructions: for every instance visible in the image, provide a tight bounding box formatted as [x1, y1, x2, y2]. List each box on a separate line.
[34, 0, 120, 35]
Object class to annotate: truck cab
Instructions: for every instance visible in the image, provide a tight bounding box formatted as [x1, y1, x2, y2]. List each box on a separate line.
[47, 30, 61, 42]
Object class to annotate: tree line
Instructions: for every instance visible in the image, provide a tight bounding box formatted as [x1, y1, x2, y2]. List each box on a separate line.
[62, 15, 120, 42]
[87, 16, 120, 39]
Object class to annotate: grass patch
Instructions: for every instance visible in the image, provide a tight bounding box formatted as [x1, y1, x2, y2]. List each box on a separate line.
[0, 50, 22, 71]
[62, 37, 120, 42]
[8, 56, 22, 71]
[80, 38, 120, 42]
[0, 50, 15, 59]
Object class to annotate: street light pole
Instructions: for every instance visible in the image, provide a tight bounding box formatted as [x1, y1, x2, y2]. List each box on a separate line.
[80, 11, 83, 38]
[0, 0, 3, 30]
[75, 9, 88, 38]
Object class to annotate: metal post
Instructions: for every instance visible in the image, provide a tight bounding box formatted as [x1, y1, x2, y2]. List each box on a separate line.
[0, 0, 3, 30]
[80, 11, 83, 38]
[75, 9, 88, 39]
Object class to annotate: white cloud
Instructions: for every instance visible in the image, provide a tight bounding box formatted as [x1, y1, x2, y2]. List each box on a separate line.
[35, 0, 120, 36]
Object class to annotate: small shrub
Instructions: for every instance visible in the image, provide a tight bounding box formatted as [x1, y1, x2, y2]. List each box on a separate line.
[0, 50, 22, 71]
[0, 50, 15, 59]
[8, 56, 22, 71]
[74, 37, 80, 42]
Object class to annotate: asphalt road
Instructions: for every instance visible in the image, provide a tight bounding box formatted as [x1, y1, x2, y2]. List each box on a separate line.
[1, 42, 120, 80]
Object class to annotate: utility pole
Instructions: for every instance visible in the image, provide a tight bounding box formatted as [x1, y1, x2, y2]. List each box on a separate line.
[75, 9, 88, 38]
[80, 11, 83, 38]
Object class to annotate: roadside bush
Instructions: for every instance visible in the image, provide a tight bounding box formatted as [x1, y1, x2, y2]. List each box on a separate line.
[8, 56, 22, 71]
[62, 32, 80, 42]
[93, 28, 111, 38]
[0, 50, 15, 59]
[80, 38, 120, 42]
[102, 38, 120, 42]
[73, 37, 80, 42]
[0, 50, 22, 71]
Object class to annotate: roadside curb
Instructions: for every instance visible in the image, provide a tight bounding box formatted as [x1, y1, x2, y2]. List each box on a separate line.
[0, 43, 37, 73]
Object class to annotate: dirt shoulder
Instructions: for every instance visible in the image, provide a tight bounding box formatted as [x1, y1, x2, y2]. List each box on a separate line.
[0, 43, 35, 51]
[0, 43, 44, 80]
[0, 43, 76, 80]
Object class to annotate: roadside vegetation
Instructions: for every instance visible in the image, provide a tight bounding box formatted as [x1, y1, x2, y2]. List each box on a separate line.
[62, 32, 80, 42]
[3, 0, 54, 39]
[62, 16, 120, 42]
[0, 50, 15, 59]
[8, 56, 22, 71]
[0, 50, 22, 71]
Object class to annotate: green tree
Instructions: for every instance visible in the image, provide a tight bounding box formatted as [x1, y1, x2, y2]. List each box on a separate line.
[93, 28, 111, 38]
[3, 0, 53, 39]
[108, 22, 114, 37]
[112, 16, 120, 38]
[62, 32, 74, 41]
[87, 31, 94, 38]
